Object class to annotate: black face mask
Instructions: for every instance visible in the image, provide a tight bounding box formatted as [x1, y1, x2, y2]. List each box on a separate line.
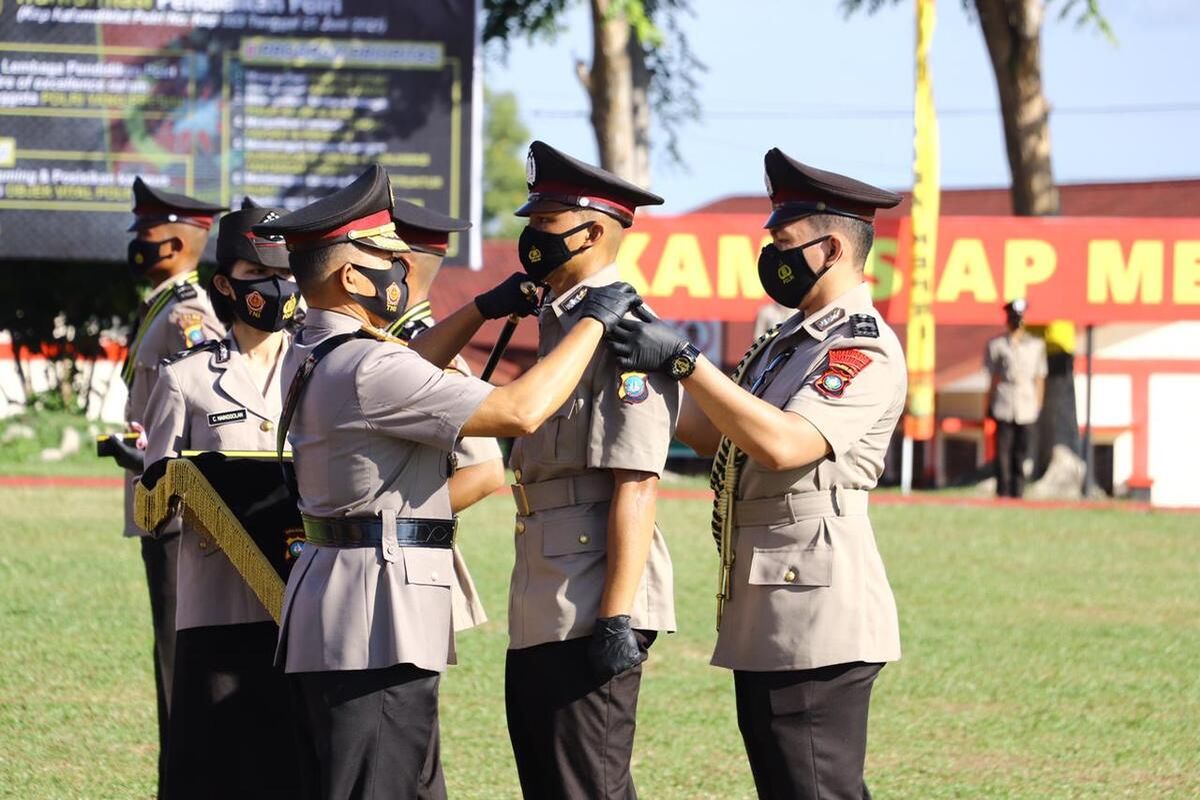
[518, 222, 593, 282]
[127, 237, 178, 278]
[224, 274, 301, 333]
[757, 235, 834, 308]
[349, 260, 409, 325]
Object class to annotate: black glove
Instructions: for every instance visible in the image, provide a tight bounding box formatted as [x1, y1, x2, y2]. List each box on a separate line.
[108, 437, 145, 473]
[587, 614, 645, 683]
[475, 273, 540, 320]
[573, 282, 643, 334]
[608, 305, 692, 376]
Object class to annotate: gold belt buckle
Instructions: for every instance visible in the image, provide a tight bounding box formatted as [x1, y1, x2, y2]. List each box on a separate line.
[512, 483, 532, 517]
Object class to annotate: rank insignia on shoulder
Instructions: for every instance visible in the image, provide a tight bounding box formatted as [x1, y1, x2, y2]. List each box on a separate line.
[160, 339, 221, 366]
[618, 371, 650, 404]
[812, 307, 845, 332]
[561, 286, 588, 313]
[812, 348, 873, 399]
[177, 312, 206, 348]
[172, 283, 198, 301]
[849, 313, 879, 339]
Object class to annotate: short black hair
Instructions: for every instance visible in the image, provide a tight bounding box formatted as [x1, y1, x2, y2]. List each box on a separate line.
[807, 213, 875, 269]
[288, 244, 347, 295]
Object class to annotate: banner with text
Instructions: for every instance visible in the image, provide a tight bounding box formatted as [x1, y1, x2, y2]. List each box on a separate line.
[0, 0, 478, 264]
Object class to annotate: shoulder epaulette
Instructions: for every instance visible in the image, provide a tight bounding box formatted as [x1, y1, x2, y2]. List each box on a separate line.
[356, 326, 408, 346]
[172, 282, 198, 302]
[159, 339, 226, 367]
[847, 313, 879, 339]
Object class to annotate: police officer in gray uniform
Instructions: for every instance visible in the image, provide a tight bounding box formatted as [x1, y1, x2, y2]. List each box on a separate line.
[505, 141, 680, 800]
[254, 164, 644, 800]
[141, 200, 305, 799]
[609, 150, 906, 800]
[121, 177, 227, 790]
[985, 298, 1047, 498]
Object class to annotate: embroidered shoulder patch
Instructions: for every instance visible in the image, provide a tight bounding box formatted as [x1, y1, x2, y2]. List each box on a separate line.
[812, 348, 873, 399]
[849, 313, 879, 339]
[561, 286, 589, 313]
[618, 371, 649, 404]
[177, 312, 206, 348]
[172, 283, 198, 301]
[812, 307, 845, 332]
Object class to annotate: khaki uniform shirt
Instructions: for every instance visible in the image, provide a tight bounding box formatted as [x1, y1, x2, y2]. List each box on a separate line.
[712, 283, 904, 672]
[276, 309, 494, 674]
[507, 264, 680, 650]
[754, 301, 795, 340]
[985, 333, 1047, 425]
[123, 273, 224, 537]
[143, 336, 285, 631]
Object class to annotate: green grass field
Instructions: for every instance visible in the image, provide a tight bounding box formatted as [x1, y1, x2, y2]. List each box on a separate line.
[0, 484, 1197, 799]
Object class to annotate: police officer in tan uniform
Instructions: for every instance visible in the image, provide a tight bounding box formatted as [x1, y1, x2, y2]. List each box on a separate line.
[120, 177, 227, 789]
[384, 199, 506, 800]
[610, 150, 905, 800]
[985, 298, 1047, 498]
[504, 141, 680, 799]
[141, 200, 304, 799]
[254, 164, 644, 800]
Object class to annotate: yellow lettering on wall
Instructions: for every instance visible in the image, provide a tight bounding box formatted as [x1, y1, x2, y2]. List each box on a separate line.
[935, 238, 997, 303]
[865, 236, 901, 301]
[1173, 241, 1200, 304]
[615, 233, 652, 294]
[716, 235, 765, 300]
[1003, 239, 1056, 299]
[1087, 240, 1164, 304]
[649, 234, 713, 298]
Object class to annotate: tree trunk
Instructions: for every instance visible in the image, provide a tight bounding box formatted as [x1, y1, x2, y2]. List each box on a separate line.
[974, 0, 1084, 497]
[577, 0, 649, 185]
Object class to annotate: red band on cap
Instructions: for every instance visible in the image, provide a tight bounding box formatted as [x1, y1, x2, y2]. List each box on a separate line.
[532, 180, 636, 219]
[285, 208, 393, 246]
[395, 227, 450, 252]
[132, 202, 216, 230]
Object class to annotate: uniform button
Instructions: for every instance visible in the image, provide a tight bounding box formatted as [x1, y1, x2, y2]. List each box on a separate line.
[198, 540, 208, 550]
[385, 544, 396, 556]
[515, 520, 526, 535]
[513, 468, 522, 482]
[783, 569, 797, 583]
[578, 534, 590, 545]
[430, 571, 439, 582]
[260, 420, 274, 432]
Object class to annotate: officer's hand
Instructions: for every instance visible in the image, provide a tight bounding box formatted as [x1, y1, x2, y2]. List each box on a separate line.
[110, 437, 146, 473]
[574, 282, 643, 334]
[129, 421, 148, 451]
[608, 306, 692, 376]
[475, 273, 539, 320]
[587, 614, 645, 683]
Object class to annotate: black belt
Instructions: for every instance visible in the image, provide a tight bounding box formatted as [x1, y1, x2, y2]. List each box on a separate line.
[301, 514, 457, 549]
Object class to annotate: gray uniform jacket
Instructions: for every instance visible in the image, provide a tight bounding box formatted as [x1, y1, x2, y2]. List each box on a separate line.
[984, 333, 1047, 425]
[143, 336, 285, 631]
[712, 283, 904, 672]
[507, 264, 680, 650]
[276, 308, 494, 674]
[123, 273, 224, 537]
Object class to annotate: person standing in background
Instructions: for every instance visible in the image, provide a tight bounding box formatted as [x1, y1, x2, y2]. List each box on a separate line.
[984, 299, 1047, 498]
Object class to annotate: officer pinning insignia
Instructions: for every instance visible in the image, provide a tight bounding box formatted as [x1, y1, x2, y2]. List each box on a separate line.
[177, 312, 206, 347]
[618, 371, 650, 405]
[849, 313, 880, 338]
[812, 348, 873, 399]
[813, 307, 846, 332]
[561, 286, 589, 312]
[207, 409, 248, 426]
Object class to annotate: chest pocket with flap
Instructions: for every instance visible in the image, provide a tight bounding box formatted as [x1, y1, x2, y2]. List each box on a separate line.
[402, 547, 453, 587]
[748, 543, 833, 588]
[541, 512, 607, 557]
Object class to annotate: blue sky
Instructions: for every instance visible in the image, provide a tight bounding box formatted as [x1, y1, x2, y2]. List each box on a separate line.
[483, 0, 1200, 213]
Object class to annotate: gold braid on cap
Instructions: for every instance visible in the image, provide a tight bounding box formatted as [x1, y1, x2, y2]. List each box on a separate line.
[710, 323, 783, 630]
[135, 459, 286, 623]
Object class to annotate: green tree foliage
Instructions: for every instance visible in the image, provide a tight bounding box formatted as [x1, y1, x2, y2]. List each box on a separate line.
[483, 89, 532, 238]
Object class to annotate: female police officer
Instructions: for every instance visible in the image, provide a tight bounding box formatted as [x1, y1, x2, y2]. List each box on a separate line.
[142, 200, 305, 799]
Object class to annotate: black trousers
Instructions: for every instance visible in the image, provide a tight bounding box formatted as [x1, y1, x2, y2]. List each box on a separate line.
[995, 420, 1032, 498]
[163, 622, 311, 800]
[291, 663, 441, 800]
[505, 631, 656, 800]
[140, 532, 178, 796]
[416, 715, 448, 800]
[734, 662, 883, 800]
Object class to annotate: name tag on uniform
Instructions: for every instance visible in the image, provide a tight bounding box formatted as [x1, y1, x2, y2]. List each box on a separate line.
[207, 409, 247, 427]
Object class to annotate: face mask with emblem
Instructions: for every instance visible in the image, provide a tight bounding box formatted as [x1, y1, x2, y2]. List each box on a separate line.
[757, 234, 834, 309]
[517, 222, 594, 282]
[127, 237, 179, 278]
[349, 259, 410, 325]
[224, 274, 300, 333]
